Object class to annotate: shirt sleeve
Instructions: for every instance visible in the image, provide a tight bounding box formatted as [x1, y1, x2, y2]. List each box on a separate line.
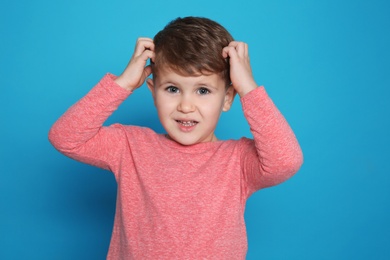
[239, 87, 303, 196]
[48, 74, 132, 173]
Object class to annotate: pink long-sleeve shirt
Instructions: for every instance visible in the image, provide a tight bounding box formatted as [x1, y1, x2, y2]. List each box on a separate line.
[49, 74, 303, 259]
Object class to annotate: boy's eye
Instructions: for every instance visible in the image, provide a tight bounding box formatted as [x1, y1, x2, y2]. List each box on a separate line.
[197, 87, 210, 95]
[166, 86, 179, 93]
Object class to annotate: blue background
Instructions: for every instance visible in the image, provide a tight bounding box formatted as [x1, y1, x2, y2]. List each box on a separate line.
[1, 0, 389, 259]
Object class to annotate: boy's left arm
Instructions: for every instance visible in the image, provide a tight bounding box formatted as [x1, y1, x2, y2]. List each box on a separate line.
[223, 42, 303, 194]
[240, 86, 303, 193]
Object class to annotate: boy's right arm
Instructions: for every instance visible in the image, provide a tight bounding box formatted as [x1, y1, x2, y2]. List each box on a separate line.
[48, 38, 155, 171]
[48, 74, 131, 171]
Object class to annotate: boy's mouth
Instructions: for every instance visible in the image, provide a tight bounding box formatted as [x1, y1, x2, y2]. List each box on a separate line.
[176, 120, 198, 127]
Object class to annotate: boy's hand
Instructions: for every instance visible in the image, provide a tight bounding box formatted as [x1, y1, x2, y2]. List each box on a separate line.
[222, 41, 258, 97]
[115, 38, 155, 91]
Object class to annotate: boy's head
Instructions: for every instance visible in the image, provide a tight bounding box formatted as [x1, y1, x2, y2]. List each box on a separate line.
[147, 17, 236, 146]
[151, 16, 234, 86]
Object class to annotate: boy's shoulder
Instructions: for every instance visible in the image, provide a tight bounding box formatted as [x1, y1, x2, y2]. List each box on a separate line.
[109, 123, 158, 139]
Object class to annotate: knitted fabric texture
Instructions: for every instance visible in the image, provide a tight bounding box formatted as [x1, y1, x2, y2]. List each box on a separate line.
[49, 74, 303, 259]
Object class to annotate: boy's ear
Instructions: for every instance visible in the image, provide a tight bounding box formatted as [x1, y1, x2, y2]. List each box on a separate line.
[146, 78, 157, 106]
[222, 85, 237, 112]
[146, 78, 155, 98]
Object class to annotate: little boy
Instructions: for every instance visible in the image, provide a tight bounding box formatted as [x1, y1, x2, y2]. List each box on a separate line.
[49, 16, 303, 259]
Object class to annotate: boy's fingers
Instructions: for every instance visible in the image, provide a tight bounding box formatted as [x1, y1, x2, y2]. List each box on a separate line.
[244, 43, 249, 57]
[137, 37, 153, 42]
[225, 41, 248, 58]
[222, 46, 238, 60]
[222, 47, 228, 58]
[136, 37, 154, 47]
[234, 42, 246, 57]
[228, 41, 239, 47]
[138, 49, 155, 64]
[134, 39, 155, 56]
[135, 42, 155, 55]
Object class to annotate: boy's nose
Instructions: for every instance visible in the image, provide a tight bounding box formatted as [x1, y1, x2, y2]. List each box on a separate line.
[177, 96, 195, 113]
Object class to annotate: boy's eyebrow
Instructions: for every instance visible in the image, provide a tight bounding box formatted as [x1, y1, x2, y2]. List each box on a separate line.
[197, 83, 218, 90]
[157, 79, 178, 86]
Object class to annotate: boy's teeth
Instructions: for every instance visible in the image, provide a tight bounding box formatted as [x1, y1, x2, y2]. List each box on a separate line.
[178, 120, 197, 126]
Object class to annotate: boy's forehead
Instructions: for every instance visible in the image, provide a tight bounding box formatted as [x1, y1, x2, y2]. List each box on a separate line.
[155, 68, 225, 87]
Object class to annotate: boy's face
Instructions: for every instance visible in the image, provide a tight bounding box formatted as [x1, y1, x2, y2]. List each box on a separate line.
[147, 69, 235, 146]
